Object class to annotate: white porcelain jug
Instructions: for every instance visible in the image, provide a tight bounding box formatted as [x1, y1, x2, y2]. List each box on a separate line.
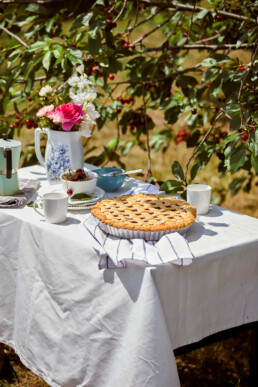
[35, 128, 89, 184]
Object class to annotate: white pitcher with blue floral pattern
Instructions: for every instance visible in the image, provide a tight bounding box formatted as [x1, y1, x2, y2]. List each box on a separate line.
[35, 128, 89, 184]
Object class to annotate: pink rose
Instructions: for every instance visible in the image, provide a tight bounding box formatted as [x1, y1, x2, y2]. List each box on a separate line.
[37, 104, 54, 118]
[53, 103, 84, 131]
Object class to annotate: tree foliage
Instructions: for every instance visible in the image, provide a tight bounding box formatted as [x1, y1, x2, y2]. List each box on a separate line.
[0, 0, 257, 200]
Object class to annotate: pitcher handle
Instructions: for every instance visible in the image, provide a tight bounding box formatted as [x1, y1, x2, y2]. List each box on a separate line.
[35, 128, 48, 167]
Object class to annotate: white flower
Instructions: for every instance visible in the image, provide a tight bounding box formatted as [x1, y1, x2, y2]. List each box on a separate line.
[69, 89, 97, 106]
[68, 74, 80, 87]
[76, 64, 84, 75]
[79, 121, 92, 137]
[39, 85, 53, 97]
[83, 103, 100, 124]
[77, 78, 92, 91]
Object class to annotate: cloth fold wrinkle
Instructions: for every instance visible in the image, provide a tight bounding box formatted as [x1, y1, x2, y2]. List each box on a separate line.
[0, 178, 40, 208]
[84, 183, 194, 269]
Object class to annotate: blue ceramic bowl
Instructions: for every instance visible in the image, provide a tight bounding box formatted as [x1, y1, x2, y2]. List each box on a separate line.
[94, 167, 125, 192]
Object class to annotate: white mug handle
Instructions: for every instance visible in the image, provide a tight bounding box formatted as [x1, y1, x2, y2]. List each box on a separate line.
[33, 199, 44, 217]
[35, 128, 49, 167]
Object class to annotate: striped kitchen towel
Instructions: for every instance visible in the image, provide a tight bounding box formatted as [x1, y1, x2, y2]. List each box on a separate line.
[83, 214, 193, 269]
[83, 183, 194, 269]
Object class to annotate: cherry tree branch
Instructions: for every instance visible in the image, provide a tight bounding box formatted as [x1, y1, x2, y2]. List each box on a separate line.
[0, 25, 29, 48]
[184, 112, 223, 186]
[133, 10, 177, 45]
[114, 0, 128, 22]
[135, 0, 254, 23]
[142, 84, 152, 181]
[126, 7, 161, 32]
[145, 43, 256, 52]
[238, 37, 258, 126]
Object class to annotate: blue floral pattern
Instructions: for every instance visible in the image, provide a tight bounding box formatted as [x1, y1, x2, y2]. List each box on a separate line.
[46, 144, 71, 182]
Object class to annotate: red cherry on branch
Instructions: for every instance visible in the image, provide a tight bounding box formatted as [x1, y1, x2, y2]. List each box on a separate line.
[109, 74, 115, 80]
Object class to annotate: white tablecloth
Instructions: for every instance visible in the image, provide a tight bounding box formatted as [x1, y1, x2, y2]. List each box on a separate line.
[0, 165, 258, 387]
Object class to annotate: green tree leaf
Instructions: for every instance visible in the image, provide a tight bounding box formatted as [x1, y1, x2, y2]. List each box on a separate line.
[42, 51, 52, 71]
[160, 180, 184, 193]
[172, 161, 184, 180]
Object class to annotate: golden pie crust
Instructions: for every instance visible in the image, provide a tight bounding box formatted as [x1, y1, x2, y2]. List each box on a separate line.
[91, 193, 196, 232]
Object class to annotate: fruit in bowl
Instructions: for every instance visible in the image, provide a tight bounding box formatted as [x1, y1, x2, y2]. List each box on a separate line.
[60, 169, 98, 196]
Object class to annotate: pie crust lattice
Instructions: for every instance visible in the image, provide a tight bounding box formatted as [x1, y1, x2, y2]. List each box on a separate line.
[91, 193, 196, 232]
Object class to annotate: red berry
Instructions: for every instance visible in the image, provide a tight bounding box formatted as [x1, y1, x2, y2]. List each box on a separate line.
[241, 134, 248, 142]
[67, 189, 73, 196]
[191, 109, 197, 114]
[76, 169, 83, 174]
[98, 72, 103, 78]
[214, 15, 223, 21]
[176, 138, 183, 144]
[27, 97, 32, 102]
[183, 32, 188, 37]
[130, 44, 135, 50]
[109, 74, 115, 80]
[118, 96, 123, 102]
[92, 66, 97, 73]
[239, 66, 245, 72]
[123, 44, 129, 49]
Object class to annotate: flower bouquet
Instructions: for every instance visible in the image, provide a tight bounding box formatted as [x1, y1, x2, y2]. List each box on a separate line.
[34, 65, 100, 184]
[36, 64, 100, 136]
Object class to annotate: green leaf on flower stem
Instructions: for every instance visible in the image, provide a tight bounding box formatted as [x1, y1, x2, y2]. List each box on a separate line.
[251, 152, 258, 174]
[42, 51, 52, 71]
[160, 180, 184, 193]
[229, 177, 246, 197]
[172, 161, 184, 180]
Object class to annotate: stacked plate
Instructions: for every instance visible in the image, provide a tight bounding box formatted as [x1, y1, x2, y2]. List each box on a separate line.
[37, 185, 105, 211]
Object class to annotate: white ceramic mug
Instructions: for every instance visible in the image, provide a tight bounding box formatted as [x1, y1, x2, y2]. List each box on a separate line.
[187, 184, 211, 215]
[33, 192, 68, 223]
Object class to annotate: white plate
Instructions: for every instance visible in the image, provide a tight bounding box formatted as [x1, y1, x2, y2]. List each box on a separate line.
[37, 185, 105, 209]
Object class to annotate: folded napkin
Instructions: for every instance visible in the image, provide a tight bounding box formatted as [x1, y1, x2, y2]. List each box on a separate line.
[83, 183, 194, 269]
[0, 178, 40, 208]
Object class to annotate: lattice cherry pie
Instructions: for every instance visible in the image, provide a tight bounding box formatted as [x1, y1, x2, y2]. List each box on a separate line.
[91, 193, 196, 232]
